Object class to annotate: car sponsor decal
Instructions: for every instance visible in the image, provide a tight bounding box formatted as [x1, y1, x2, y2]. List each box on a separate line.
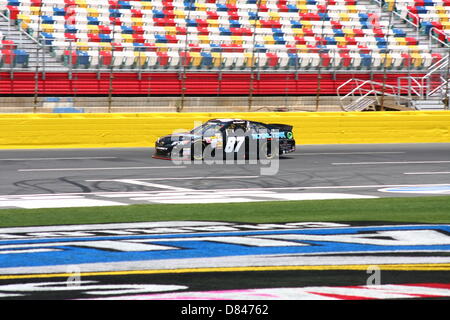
[1, 221, 450, 276]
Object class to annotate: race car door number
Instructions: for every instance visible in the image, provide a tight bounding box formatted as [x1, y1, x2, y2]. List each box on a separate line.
[225, 136, 245, 153]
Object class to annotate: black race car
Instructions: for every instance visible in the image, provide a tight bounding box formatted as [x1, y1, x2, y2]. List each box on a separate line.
[153, 118, 295, 161]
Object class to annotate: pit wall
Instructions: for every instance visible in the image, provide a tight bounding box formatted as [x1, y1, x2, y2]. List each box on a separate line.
[0, 111, 449, 149]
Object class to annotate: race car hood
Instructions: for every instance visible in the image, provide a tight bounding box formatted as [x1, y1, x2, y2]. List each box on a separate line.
[156, 133, 200, 146]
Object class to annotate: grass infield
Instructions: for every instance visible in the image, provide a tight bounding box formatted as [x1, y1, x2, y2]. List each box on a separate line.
[0, 196, 449, 228]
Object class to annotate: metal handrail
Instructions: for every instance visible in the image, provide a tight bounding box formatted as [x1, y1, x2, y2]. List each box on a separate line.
[429, 27, 450, 49]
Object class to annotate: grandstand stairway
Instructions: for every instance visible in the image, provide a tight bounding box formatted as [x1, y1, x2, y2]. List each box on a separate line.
[0, 14, 63, 70]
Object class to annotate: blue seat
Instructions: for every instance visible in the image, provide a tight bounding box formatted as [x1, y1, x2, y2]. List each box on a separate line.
[65, 25, 77, 33]
[121, 26, 133, 34]
[118, 0, 132, 9]
[288, 53, 299, 67]
[216, 4, 227, 11]
[41, 32, 55, 45]
[229, 20, 241, 28]
[393, 28, 406, 37]
[272, 28, 284, 37]
[155, 35, 167, 43]
[13, 49, 29, 66]
[53, 8, 65, 16]
[255, 45, 267, 53]
[287, 5, 298, 12]
[87, 16, 100, 25]
[360, 54, 372, 68]
[274, 36, 286, 44]
[184, 1, 196, 10]
[248, 12, 258, 20]
[109, 9, 121, 18]
[41, 16, 55, 24]
[152, 10, 165, 18]
[319, 13, 330, 21]
[290, 20, 302, 28]
[76, 51, 90, 66]
[201, 52, 213, 67]
[99, 34, 112, 42]
[333, 29, 345, 37]
[416, 6, 428, 14]
[325, 37, 337, 45]
[219, 27, 231, 35]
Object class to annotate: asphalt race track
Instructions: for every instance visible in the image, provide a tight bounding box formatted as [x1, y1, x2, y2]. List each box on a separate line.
[1, 143, 450, 303]
[0, 143, 450, 208]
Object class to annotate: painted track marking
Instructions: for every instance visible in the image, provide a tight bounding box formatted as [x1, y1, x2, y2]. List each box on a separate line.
[333, 161, 450, 165]
[18, 166, 186, 172]
[2, 264, 450, 280]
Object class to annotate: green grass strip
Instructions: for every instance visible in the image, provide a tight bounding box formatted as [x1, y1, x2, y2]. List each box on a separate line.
[0, 196, 450, 228]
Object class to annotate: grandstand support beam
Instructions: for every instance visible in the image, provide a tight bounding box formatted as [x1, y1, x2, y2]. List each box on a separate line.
[380, 0, 396, 111]
[445, 49, 450, 110]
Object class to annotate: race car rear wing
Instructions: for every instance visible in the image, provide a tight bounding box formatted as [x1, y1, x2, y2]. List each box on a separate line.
[267, 124, 293, 132]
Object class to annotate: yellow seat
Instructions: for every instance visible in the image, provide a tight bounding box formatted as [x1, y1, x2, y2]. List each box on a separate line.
[75, 0, 87, 8]
[263, 35, 275, 45]
[382, 54, 393, 68]
[131, 17, 144, 27]
[190, 52, 202, 67]
[343, 28, 354, 37]
[17, 14, 31, 23]
[244, 52, 255, 68]
[269, 12, 280, 20]
[198, 35, 210, 44]
[339, 13, 350, 22]
[134, 52, 146, 67]
[211, 52, 222, 67]
[42, 25, 54, 33]
[231, 36, 243, 45]
[76, 42, 89, 51]
[87, 8, 99, 18]
[174, 10, 185, 19]
[121, 34, 133, 43]
[411, 53, 423, 68]
[207, 19, 219, 27]
[140, 1, 152, 10]
[87, 25, 99, 34]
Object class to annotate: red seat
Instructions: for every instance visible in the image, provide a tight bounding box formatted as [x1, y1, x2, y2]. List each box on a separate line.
[340, 53, 351, 68]
[180, 51, 191, 66]
[321, 53, 331, 67]
[100, 51, 112, 66]
[157, 52, 169, 66]
[266, 53, 278, 67]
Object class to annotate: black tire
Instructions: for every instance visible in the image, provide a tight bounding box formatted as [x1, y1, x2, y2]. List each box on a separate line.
[259, 140, 279, 160]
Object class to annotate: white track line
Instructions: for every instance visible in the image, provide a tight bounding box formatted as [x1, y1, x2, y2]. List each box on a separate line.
[18, 166, 186, 172]
[2, 183, 450, 199]
[292, 152, 405, 156]
[333, 161, 450, 165]
[116, 179, 192, 191]
[86, 176, 260, 182]
[404, 172, 450, 175]
[0, 157, 117, 161]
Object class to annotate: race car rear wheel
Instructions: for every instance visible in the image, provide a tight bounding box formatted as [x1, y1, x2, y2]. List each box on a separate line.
[259, 140, 279, 160]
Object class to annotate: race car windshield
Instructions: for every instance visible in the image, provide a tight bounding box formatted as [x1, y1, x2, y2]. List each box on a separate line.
[190, 122, 224, 136]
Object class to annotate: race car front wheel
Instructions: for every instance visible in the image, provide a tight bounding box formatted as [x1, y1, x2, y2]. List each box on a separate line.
[191, 141, 204, 161]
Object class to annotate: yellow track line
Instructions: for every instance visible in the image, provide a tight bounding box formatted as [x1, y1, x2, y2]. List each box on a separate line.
[2, 264, 450, 280]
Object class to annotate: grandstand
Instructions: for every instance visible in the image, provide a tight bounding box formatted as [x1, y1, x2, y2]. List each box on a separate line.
[1, 0, 449, 112]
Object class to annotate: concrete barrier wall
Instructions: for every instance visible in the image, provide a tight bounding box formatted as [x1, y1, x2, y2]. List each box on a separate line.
[0, 111, 449, 149]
